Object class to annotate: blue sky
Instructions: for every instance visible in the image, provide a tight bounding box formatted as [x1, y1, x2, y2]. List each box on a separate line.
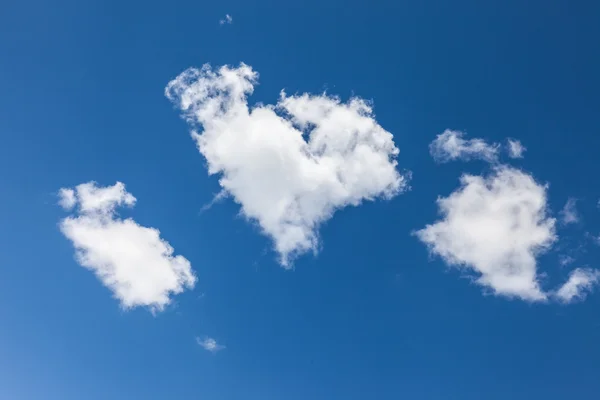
[2, 0, 600, 399]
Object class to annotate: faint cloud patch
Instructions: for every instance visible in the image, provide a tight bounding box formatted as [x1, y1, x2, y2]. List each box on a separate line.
[196, 336, 225, 353]
[555, 268, 600, 303]
[559, 198, 579, 225]
[558, 255, 576, 267]
[220, 14, 233, 25]
[429, 130, 499, 163]
[199, 189, 229, 215]
[507, 139, 526, 158]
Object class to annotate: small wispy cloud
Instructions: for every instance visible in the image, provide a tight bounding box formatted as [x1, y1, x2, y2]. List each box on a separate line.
[429, 130, 499, 163]
[558, 255, 576, 267]
[507, 139, 526, 158]
[555, 268, 600, 303]
[559, 198, 579, 225]
[196, 336, 225, 353]
[58, 187, 77, 209]
[199, 189, 228, 215]
[219, 14, 233, 25]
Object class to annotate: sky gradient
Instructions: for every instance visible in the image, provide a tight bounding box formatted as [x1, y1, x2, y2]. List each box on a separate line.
[1, 1, 600, 399]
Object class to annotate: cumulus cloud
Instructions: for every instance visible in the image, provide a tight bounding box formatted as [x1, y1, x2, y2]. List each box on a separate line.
[196, 336, 225, 353]
[507, 139, 526, 158]
[555, 268, 600, 303]
[559, 198, 579, 225]
[219, 14, 233, 25]
[166, 63, 408, 266]
[429, 129, 499, 163]
[58, 182, 196, 312]
[415, 166, 556, 301]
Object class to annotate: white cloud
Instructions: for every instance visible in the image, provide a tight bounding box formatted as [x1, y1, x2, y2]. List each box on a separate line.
[58, 188, 76, 210]
[166, 63, 408, 266]
[196, 336, 225, 353]
[199, 189, 228, 214]
[415, 166, 556, 301]
[507, 139, 526, 158]
[58, 182, 197, 312]
[559, 198, 579, 225]
[555, 268, 600, 303]
[219, 14, 233, 25]
[429, 129, 499, 163]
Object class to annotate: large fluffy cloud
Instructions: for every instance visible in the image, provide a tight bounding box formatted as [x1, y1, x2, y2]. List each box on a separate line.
[166, 63, 408, 266]
[58, 182, 196, 311]
[429, 130, 499, 163]
[415, 166, 556, 301]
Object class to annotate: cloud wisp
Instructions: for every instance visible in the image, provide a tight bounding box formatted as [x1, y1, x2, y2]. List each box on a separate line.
[507, 139, 526, 158]
[219, 14, 233, 25]
[196, 336, 225, 353]
[555, 268, 600, 303]
[429, 130, 500, 163]
[58, 182, 197, 312]
[559, 198, 579, 225]
[166, 63, 408, 266]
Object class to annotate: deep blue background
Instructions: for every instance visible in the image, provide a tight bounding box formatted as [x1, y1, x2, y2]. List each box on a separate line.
[1, 1, 600, 399]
